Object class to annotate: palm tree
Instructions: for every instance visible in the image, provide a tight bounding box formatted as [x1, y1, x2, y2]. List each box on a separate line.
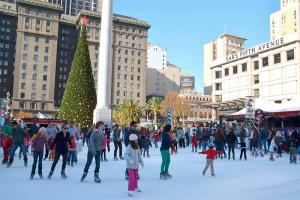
[112, 99, 142, 126]
[147, 97, 162, 124]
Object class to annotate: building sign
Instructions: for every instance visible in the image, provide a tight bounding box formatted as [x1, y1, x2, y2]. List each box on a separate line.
[180, 76, 195, 90]
[226, 37, 284, 62]
[167, 107, 172, 125]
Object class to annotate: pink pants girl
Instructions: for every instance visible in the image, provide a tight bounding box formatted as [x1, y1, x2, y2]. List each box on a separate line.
[128, 169, 138, 191]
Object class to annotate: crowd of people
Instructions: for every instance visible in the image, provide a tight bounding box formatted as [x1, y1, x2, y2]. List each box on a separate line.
[0, 119, 300, 197]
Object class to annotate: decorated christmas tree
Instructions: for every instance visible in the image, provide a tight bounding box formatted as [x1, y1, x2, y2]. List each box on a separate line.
[58, 16, 97, 127]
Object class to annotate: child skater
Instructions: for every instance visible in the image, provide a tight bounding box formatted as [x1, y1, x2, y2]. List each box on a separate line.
[269, 136, 276, 161]
[101, 134, 108, 162]
[199, 143, 222, 176]
[68, 135, 77, 166]
[192, 133, 198, 153]
[124, 134, 144, 197]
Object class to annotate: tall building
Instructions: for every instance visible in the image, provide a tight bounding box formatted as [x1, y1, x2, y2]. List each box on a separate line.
[42, 0, 101, 16]
[203, 34, 246, 95]
[207, 0, 300, 118]
[270, 0, 300, 40]
[0, 0, 150, 117]
[147, 44, 167, 69]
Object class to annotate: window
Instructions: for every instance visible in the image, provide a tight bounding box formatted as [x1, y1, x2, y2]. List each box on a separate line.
[123, 91, 127, 97]
[224, 68, 229, 76]
[21, 83, 26, 89]
[117, 65, 121, 70]
[242, 63, 247, 72]
[215, 71, 222, 79]
[138, 59, 141, 65]
[22, 73, 26, 79]
[254, 89, 260, 98]
[45, 47, 49, 53]
[287, 49, 295, 61]
[33, 64, 37, 70]
[131, 67, 134, 72]
[262, 57, 268, 67]
[24, 34, 29, 41]
[32, 74, 37, 80]
[117, 82, 120, 88]
[30, 102, 35, 109]
[35, 37, 39, 42]
[34, 55, 38, 61]
[137, 68, 141, 73]
[138, 51, 141, 57]
[124, 74, 127, 80]
[42, 84, 47, 90]
[20, 92, 25, 98]
[23, 53, 28, 60]
[254, 75, 259, 84]
[43, 65, 48, 72]
[43, 75, 47, 81]
[23, 44, 28, 51]
[22, 63, 27, 70]
[137, 92, 140, 98]
[117, 90, 120, 96]
[233, 66, 238, 74]
[42, 94, 46, 101]
[137, 76, 140, 81]
[131, 75, 134, 80]
[254, 61, 259, 70]
[32, 83, 36, 90]
[44, 56, 48, 62]
[274, 53, 281, 64]
[215, 83, 222, 91]
[34, 45, 39, 52]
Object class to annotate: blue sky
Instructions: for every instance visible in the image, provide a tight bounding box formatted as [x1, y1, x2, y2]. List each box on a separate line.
[114, 0, 279, 92]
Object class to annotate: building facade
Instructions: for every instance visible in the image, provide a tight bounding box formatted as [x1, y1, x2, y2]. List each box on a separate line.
[209, 0, 300, 118]
[0, 0, 150, 117]
[179, 91, 212, 122]
[203, 34, 246, 95]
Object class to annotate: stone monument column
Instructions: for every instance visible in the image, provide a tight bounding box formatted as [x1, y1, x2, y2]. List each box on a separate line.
[93, 0, 113, 127]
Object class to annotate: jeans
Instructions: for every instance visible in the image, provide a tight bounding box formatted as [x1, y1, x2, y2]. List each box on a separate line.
[101, 149, 106, 161]
[260, 139, 267, 152]
[68, 150, 76, 165]
[50, 151, 68, 172]
[9, 143, 28, 165]
[160, 150, 170, 173]
[203, 159, 214, 175]
[83, 151, 101, 174]
[228, 144, 235, 159]
[179, 138, 185, 148]
[202, 141, 208, 151]
[31, 151, 43, 175]
[290, 147, 297, 162]
[186, 135, 190, 147]
[113, 141, 122, 158]
[143, 147, 149, 157]
[128, 169, 138, 191]
[44, 148, 49, 159]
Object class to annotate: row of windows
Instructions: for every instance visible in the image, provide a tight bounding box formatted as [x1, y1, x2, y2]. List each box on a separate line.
[219, 49, 295, 77]
[117, 49, 142, 56]
[0, 35, 12, 41]
[116, 99, 141, 105]
[0, 60, 9, 66]
[24, 34, 50, 44]
[23, 44, 49, 53]
[0, 43, 11, 48]
[20, 83, 47, 91]
[184, 96, 211, 101]
[116, 90, 141, 98]
[117, 73, 141, 81]
[20, 92, 47, 101]
[22, 63, 48, 72]
[116, 82, 141, 89]
[0, 27, 11, 33]
[117, 57, 142, 65]
[0, 69, 8, 75]
[0, 78, 8, 84]
[117, 65, 141, 73]
[0, 51, 9, 57]
[22, 54, 49, 62]
[19, 101, 47, 110]
[21, 73, 47, 81]
[1, 19, 11, 25]
[116, 25, 144, 35]
[117, 41, 143, 49]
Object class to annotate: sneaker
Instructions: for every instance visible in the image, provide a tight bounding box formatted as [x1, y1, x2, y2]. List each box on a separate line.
[128, 191, 134, 197]
[61, 171, 67, 179]
[119, 157, 124, 160]
[114, 157, 118, 161]
[135, 187, 142, 192]
[81, 172, 87, 182]
[7, 162, 12, 168]
[104, 159, 108, 162]
[94, 173, 101, 183]
[202, 171, 205, 176]
[38, 173, 43, 179]
[67, 162, 70, 166]
[212, 173, 216, 177]
[48, 171, 53, 179]
[2, 160, 8, 165]
[30, 174, 34, 180]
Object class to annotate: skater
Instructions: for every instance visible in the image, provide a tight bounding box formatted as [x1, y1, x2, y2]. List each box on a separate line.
[153, 130, 160, 148]
[45, 122, 58, 160]
[124, 121, 139, 180]
[226, 128, 238, 160]
[160, 124, 172, 180]
[269, 136, 276, 161]
[199, 143, 222, 176]
[48, 123, 71, 179]
[80, 121, 104, 183]
[192, 133, 198, 152]
[289, 131, 298, 163]
[101, 134, 108, 162]
[275, 131, 283, 158]
[30, 127, 48, 179]
[141, 135, 152, 158]
[201, 128, 209, 151]
[239, 138, 247, 161]
[67, 135, 77, 166]
[2, 121, 12, 164]
[124, 134, 144, 197]
[7, 121, 28, 167]
[112, 124, 123, 160]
